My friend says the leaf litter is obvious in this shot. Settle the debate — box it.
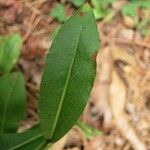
[0,0,149,149]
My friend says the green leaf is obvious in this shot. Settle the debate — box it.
[67,0,85,7]
[0,33,22,72]
[77,120,102,140]
[0,125,45,150]
[92,0,115,19]
[38,4,100,141]
[93,7,108,20]
[122,2,139,17]
[92,0,115,7]
[122,1,150,18]
[0,72,26,134]
[50,3,67,23]
[122,1,150,36]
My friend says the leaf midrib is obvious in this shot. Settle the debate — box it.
[49,21,83,139]
[0,74,18,134]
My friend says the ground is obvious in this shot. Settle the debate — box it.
[0,0,149,150]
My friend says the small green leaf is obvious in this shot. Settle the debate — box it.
[0,125,45,150]
[122,2,139,17]
[77,120,102,140]
[38,4,100,141]
[93,7,108,20]
[50,3,67,23]
[92,0,115,20]
[122,1,150,36]
[0,72,26,134]
[122,1,150,18]
[67,0,85,7]
[0,33,22,72]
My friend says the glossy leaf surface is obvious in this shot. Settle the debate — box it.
[0,72,26,134]
[38,4,100,141]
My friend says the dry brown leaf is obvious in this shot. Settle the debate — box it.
[89,47,113,130]
[110,46,147,150]
[0,0,22,24]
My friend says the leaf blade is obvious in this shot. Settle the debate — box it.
[38,4,100,141]
[0,72,26,134]
[0,125,45,150]
[50,3,67,23]
[77,120,102,140]
[0,33,22,72]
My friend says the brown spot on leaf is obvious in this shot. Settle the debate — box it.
[79,11,85,16]
[92,52,98,62]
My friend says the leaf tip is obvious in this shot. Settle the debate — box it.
[81,3,91,13]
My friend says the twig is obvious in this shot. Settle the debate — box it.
[23,14,41,42]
